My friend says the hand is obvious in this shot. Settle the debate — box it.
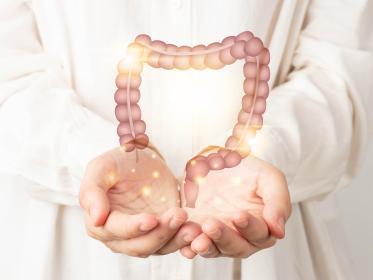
[79,147,199,257]
[180,156,291,258]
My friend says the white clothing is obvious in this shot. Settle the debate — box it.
[0,0,372,279]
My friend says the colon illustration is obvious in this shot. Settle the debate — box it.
[114,31,270,207]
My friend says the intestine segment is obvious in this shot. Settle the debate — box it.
[114,31,270,207]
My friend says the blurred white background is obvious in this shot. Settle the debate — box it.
[336,144,373,279]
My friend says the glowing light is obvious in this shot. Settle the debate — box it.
[107,172,117,185]
[213,163,219,169]
[152,171,160,178]
[195,176,204,184]
[160,196,166,202]
[120,144,135,152]
[118,54,137,73]
[190,160,196,166]
[248,137,257,148]
[151,153,157,159]
[141,186,151,196]
[213,197,223,205]
[124,54,136,66]
[131,168,136,173]
[126,43,143,59]
[232,177,242,186]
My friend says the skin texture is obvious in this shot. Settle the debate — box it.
[79,147,291,258]
[79,147,201,258]
[179,155,291,258]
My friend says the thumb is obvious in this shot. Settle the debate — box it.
[79,186,110,227]
[262,202,288,239]
[79,151,119,226]
[258,168,291,239]
[182,179,199,208]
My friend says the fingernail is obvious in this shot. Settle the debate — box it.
[235,218,249,228]
[169,216,184,229]
[140,220,157,232]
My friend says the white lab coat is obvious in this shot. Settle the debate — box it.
[0,0,372,279]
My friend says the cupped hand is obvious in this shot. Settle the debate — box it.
[180,155,291,259]
[79,147,200,257]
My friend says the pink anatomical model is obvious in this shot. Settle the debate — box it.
[114,31,270,207]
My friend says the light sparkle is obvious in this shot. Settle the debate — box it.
[152,171,160,178]
[141,186,152,196]
[213,197,223,205]
[195,176,204,184]
[106,172,117,185]
[232,177,242,186]
[248,137,257,148]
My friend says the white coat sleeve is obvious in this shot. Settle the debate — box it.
[0,1,117,205]
[251,0,373,203]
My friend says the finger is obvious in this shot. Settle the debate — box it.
[84,212,112,241]
[85,211,157,241]
[182,180,199,207]
[202,218,257,258]
[232,211,269,242]
[257,167,291,238]
[80,186,110,226]
[190,233,220,258]
[79,154,119,226]
[104,211,158,239]
[180,246,197,259]
[156,221,201,255]
[109,207,188,256]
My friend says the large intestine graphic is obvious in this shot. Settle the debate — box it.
[114,31,270,207]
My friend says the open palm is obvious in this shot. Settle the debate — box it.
[106,147,180,215]
[184,156,268,224]
[79,147,192,258]
[180,155,291,258]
